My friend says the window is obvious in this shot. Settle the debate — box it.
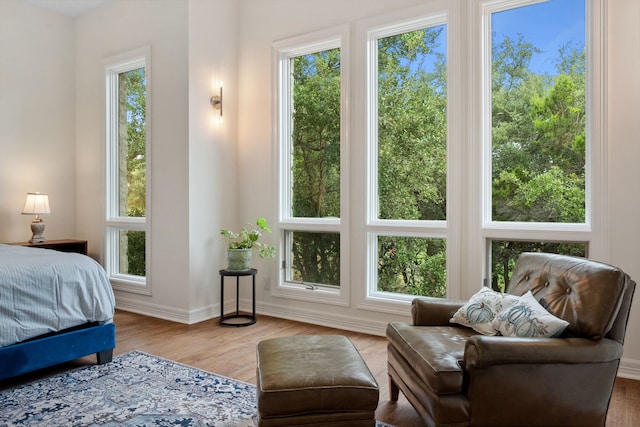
[368,15,448,300]
[274,26,348,304]
[104,48,150,294]
[273,0,605,308]
[480,0,600,291]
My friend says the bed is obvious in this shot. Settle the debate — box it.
[0,243,115,380]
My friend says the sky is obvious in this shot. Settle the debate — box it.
[492,0,586,75]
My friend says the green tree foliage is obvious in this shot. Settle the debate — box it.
[292,50,341,218]
[119,68,146,276]
[290,232,340,286]
[120,68,146,216]
[126,230,146,276]
[492,38,585,223]
[378,28,447,222]
[378,236,446,297]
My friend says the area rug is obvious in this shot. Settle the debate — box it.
[0,350,395,427]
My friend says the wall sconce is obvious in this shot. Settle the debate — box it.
[210,81,223,117]
[22,192,51,243]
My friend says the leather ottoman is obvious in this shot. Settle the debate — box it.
[256,335,379,426]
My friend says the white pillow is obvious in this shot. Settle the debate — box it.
[450,287,519,335]
[492,291,569,338]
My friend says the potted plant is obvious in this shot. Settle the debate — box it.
[220,217,276,270]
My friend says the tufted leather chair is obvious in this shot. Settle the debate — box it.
[386,252,636,427]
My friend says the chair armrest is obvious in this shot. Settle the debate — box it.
[411,297,465,326]
[463,335,624,427]
[464,335,623,370]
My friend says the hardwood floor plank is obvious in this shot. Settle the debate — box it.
[1,309,638,427]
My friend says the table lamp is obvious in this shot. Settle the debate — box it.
[22,192,51,243]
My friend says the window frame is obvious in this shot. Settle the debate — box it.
[272,25,350,306]
[103,46,152,295]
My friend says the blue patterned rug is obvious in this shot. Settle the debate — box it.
[0,350,395,427]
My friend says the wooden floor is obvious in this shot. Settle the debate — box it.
[3,310,640,426]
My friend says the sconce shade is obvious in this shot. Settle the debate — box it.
[22,192,51,215]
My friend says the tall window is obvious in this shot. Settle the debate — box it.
[275,27,348,303]
[483,0,591,291]
[368,16,448,299]
[105,48,150,294]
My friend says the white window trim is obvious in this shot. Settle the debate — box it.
[103,46,152,296]
[272,25,350,307]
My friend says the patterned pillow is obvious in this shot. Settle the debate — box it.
[450,287,520,335]
[492,291,570,338]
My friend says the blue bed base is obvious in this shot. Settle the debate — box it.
[0,322,116,381]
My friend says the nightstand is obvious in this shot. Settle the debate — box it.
[7,239,88,255]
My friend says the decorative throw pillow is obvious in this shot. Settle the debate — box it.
[450,287,520,335]
[492,291,570,338]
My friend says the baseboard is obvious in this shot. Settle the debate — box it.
[256,300,388,337]
[114,294,218,324]
[115,293,388,335]
[618,357,640,380]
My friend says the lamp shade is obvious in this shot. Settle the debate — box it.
[22,193,51,215]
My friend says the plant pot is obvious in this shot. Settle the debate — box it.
[227,248,252,271]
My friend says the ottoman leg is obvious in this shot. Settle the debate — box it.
[389,374,400,401]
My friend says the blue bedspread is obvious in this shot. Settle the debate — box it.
[0,244,115,347]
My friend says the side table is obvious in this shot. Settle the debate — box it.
[219,268,257,327]
[6,239,88,255]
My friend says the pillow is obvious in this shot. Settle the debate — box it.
[450,287,519,335]
[492,291,569,338]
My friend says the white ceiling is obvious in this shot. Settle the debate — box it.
[25,0,114,17]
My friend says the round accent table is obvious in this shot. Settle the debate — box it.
[219,268,257,327]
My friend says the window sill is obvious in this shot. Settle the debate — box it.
[270,282,349,307]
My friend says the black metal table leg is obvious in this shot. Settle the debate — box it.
[219,268,257,327]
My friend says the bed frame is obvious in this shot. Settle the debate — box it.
[0,322,115,381]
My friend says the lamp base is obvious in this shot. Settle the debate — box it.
[30,220,46,243]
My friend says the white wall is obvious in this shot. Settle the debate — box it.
[0,1,77,243]
[75,0,192,318]
[607,0,640,377]
[187,0,241,320]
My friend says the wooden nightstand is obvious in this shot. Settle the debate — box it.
[7,239,88,255]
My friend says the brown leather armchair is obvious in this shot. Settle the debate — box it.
[386,252,636,427]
